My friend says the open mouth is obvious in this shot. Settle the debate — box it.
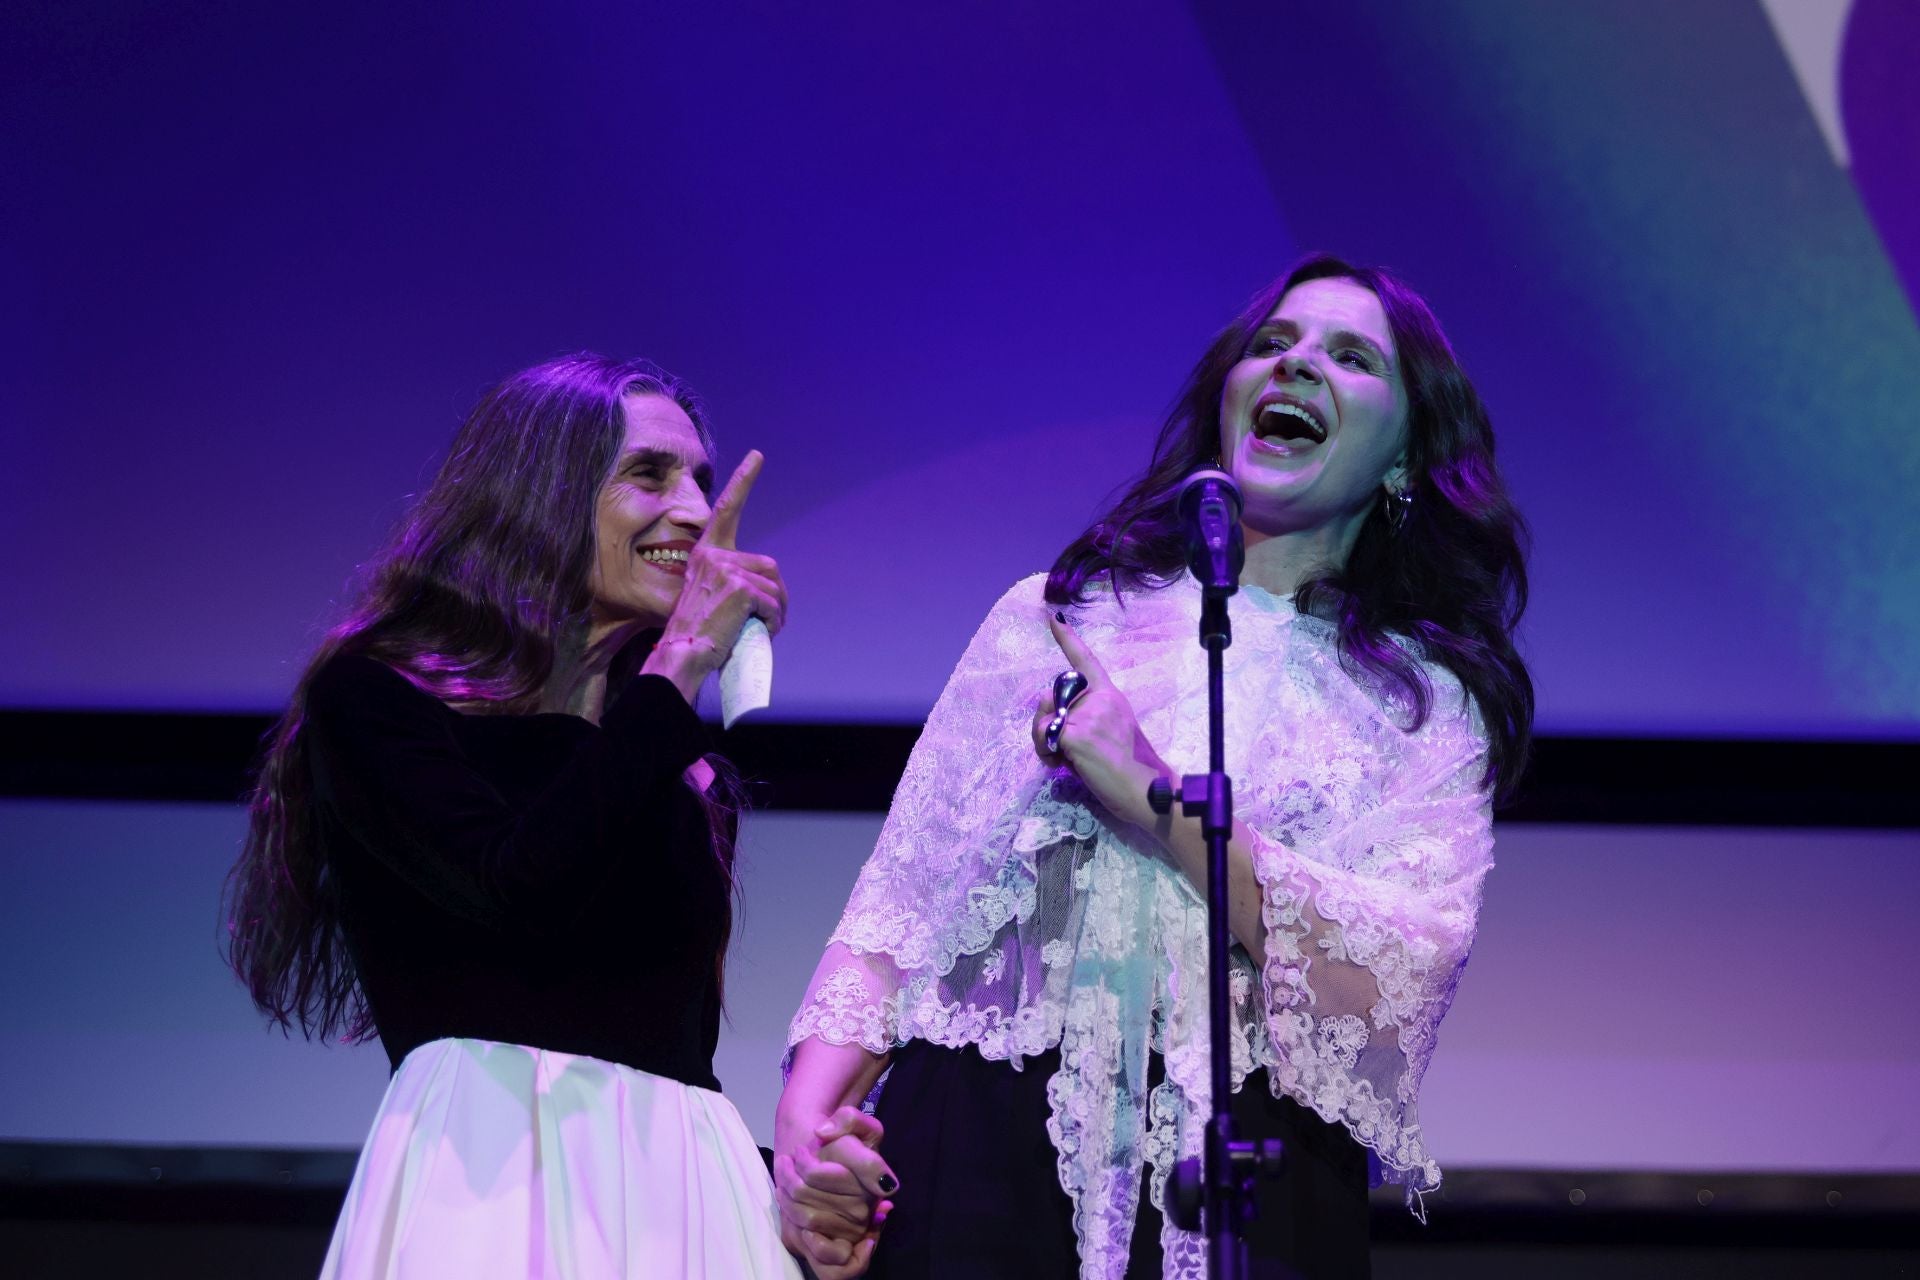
[1252,395,1328,446]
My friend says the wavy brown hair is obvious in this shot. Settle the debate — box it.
[1049,254,1533,799]
[224,354,739,1041]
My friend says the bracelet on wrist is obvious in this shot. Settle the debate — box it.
[653,634,719,659]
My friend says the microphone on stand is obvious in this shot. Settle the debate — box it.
[1158,466,1283,1259]
[1176,468,1244,597]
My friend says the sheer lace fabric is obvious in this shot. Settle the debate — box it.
[787,574,1492,1278]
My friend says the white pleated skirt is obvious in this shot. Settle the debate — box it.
[319,1038,802,1280]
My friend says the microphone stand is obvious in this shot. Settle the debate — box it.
[1148,489,1285,1278]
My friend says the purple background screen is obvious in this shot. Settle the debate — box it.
[4,1,1918,735]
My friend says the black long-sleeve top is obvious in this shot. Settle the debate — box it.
[303,653,729,1089]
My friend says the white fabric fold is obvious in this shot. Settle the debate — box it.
[321,1038,800,1279]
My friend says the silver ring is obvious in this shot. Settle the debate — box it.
[1043,669,1088,755]
[1044,709,1071,755]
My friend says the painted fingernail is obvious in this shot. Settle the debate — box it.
[1055,611,1067,623]
[877,1173,899,1194]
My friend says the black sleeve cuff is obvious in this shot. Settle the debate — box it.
[600,672,711,777]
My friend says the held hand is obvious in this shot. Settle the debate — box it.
[774,1106,894,1277]
[1032,615,1170,831]
[641,450,788,695]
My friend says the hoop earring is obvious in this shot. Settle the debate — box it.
[1384,483,1413,533]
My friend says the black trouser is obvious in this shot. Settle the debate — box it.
[867,1042,1371,1279]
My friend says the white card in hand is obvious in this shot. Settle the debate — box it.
[718,616,772,729]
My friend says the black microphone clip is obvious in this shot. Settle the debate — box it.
[1176,468,1244,598]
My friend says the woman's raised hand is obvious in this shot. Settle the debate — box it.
[641,450,787,700]
[1031,614,1172,832]
[774,1106,893,1278]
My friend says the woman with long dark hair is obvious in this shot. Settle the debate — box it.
[776,255,1532,1279]
[225,354,811,1278]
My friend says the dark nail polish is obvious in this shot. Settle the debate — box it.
[877,1173,898,1195]
[1054,611,1067,623]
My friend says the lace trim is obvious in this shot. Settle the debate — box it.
[786,965,896,1054]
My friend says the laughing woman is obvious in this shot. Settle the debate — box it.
[224,355,805,1278]
[776,256,1532,1279]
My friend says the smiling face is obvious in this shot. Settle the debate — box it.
[587,393,714,633]
[1219,277,1411,541]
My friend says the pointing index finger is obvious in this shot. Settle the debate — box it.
[702,449,763,551]
[1048,614,1110,687]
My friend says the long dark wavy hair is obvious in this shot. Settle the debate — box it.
[1049,254,1533,799]
[224,354,741,1042]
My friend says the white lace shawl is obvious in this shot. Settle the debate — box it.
[787,573,1493,1279]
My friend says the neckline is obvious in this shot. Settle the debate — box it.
[1233,578,1296,614]
[1179,572,1297,616]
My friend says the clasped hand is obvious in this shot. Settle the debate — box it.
[774,1106,894,1277]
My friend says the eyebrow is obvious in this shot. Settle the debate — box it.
[1259,319,1393,368]
[621,446,715,491]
